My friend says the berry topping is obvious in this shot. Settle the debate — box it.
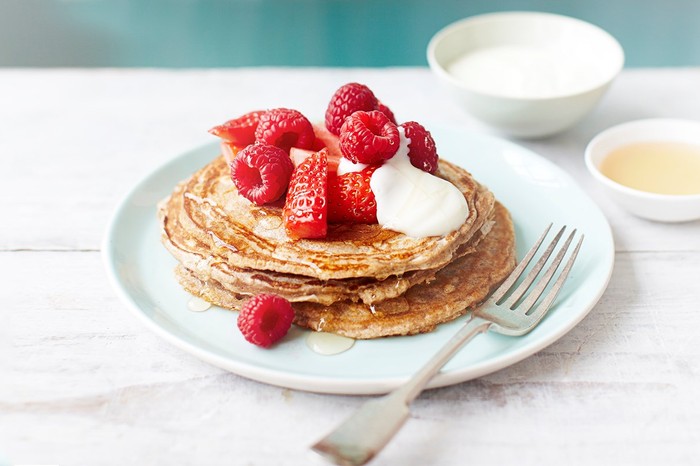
[289,147,316,168]
[376,101,397,124]
[339,110,400,164]
[325,83,378,135]
[237,293,295,348]
[220,142,241,165]
[283,148,328,239]
[400,122,439,174]
[229,143,294,205]
[311,123,343,171]
[255,108,315,152]
[328,165,379,224]
[209,110,265,146]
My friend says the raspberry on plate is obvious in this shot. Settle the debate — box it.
[401,121,439,174]
[255,108,315,152]
[237,294,295,348]
[209,110,265,147]
[328,165,379,224]
[283,148,328,239]
[229,143,294,205]
[339,110,400,164]
[325,83,378,135]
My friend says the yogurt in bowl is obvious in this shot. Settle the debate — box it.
[427,12,624,138]
[446,43,610,100]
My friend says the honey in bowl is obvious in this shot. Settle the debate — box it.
[599,142,700,195]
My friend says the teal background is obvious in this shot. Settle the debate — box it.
[1,0,699,67]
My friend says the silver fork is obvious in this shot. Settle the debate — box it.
[311,224,584,466]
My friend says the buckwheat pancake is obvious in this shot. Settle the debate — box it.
[162,209,495,306]
[174,202,515,339]
[160,155,495,281]
[159,176,496,305]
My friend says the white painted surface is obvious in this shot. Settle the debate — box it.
[1,68,699,466]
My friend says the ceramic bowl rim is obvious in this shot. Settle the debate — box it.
[427,11,625,101]
[584,118,700,202]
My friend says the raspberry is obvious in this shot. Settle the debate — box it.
[339,111,400,164]
[401,121,439,174]
[237,294,295,348]
[328,165,379,224]
[325,83,378,135]
[209,110,265,146]
[229,143,294,205]
[255,108,315,152]
[376,101,397,124]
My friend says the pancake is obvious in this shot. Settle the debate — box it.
[174,202,516,339]
[160,155,495,281]
[160,183,496,305]
[158,149,515,339]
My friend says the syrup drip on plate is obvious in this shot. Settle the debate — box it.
[187,296,211,312]
[306,332,355,355]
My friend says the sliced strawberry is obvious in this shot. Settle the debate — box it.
[328,165,379,224]
[290,144,341,173]
[209,110,266,146]
[289,147,316,168]
[311,124,343,172]
[283,148,328,239]
[221,141,241,165]
[312,124,343,159]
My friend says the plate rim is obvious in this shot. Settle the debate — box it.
[102,128,615,395]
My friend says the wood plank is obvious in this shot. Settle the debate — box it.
[1,248,699,464]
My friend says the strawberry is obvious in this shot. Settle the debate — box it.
[289,147,316,168]
[312,123,343,161]
[220,141,241,165]
[308,124,343,173]
[283,148,328,239]
[209,110,266,146]
[328,165,379,224]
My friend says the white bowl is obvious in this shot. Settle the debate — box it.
[585,118,700,222]
[427,12,624,138]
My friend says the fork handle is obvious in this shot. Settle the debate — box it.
[395,315,492,403]
[312,315,492,466]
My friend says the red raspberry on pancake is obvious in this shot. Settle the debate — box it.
[229,143,294,205]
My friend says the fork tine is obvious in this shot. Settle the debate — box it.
[518,229,577,314]
[501,225,566,308]
[524,234,584,327]
[490,223,552,303]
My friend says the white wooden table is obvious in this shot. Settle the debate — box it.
[2,68,699,466]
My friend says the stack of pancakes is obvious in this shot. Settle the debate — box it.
[158,155,516,339]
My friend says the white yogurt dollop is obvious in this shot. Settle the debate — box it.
[370,128,469,238]
[337,157,368,176]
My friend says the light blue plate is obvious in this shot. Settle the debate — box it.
[102,126,614,395]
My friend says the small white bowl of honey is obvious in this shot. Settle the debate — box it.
[585,118,700,222]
